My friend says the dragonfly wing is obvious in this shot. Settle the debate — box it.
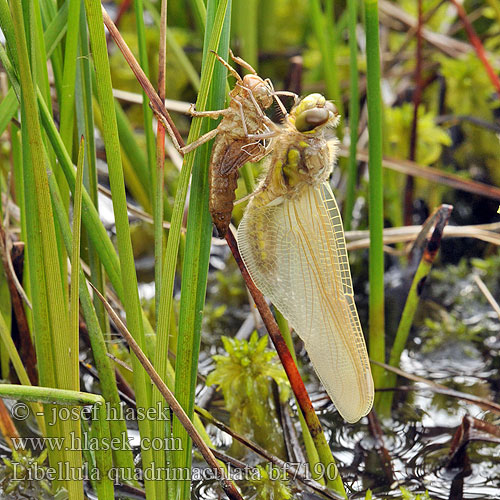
[237,182,374,423]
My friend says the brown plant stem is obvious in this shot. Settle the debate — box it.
[404,0,424,226]
[338,146,500,201]
[100,5,185,150]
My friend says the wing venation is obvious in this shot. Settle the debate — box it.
[237,182,374,422]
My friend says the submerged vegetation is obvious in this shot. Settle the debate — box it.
[0,0,499,499]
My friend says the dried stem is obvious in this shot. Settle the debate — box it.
[404,0,424,226]
[100,5,185,150]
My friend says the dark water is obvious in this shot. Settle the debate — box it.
[189,348,500,499]
[186,248,500,500]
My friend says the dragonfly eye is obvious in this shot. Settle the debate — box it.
[295,107,330,132]
[325,101,337,114]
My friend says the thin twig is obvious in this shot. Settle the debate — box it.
[89,283,244,500]
[472,274,500,320]
[371,360,500,415]
[100,5,185,151]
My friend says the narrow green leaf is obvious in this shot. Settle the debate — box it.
[84,1,155,496]
[170,2,231,498]
[70,137,85,389]
[364,0,385,392]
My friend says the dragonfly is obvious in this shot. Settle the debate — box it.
[180,51,295,238]
[237,93,374,423]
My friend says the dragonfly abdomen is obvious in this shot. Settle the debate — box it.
[209,138,265,237]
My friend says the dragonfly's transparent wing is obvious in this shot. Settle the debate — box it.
[237,182,374,423]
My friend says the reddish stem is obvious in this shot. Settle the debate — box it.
[404,0,424,226]
[449,0,500,98]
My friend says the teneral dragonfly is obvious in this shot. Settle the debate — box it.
[237,94,374,423]
[183,51,294,238]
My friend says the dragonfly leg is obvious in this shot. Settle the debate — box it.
[272,90,299,118]
[187,103,230,119]
[234,99,250,137]
[233,90,273,140]
[151,104,220,155]
[245,129,280,140]
[229,49,257,75]
[151,105,185,154]
[181,128,219,154]
[273,90,299,104]
[247,85,268,120]
[210,50,243,82]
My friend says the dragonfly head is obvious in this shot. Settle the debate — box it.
[290,93,340,133]
[242,74,274,109]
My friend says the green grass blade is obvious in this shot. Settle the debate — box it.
[31,0,68,302]
[76,4,108,334]
[9,2,82,496]
[152,1,229,498]
[364,0,385,392]
[58,0,81,159]
[0,0,19,70]
[70,137,85,389]
[83,1,155,496]
[132,0,155,198]
[49,168,137,481]
[234,0,258,68]
[39,0,63,99]
[173,0,231,492]
[36,89,122,297]
[113,99,150,201]
[43,0,68,58]
[0,88,19,136]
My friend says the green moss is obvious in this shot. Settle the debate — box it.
[206,332,290,458]
[247,464,292,500]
